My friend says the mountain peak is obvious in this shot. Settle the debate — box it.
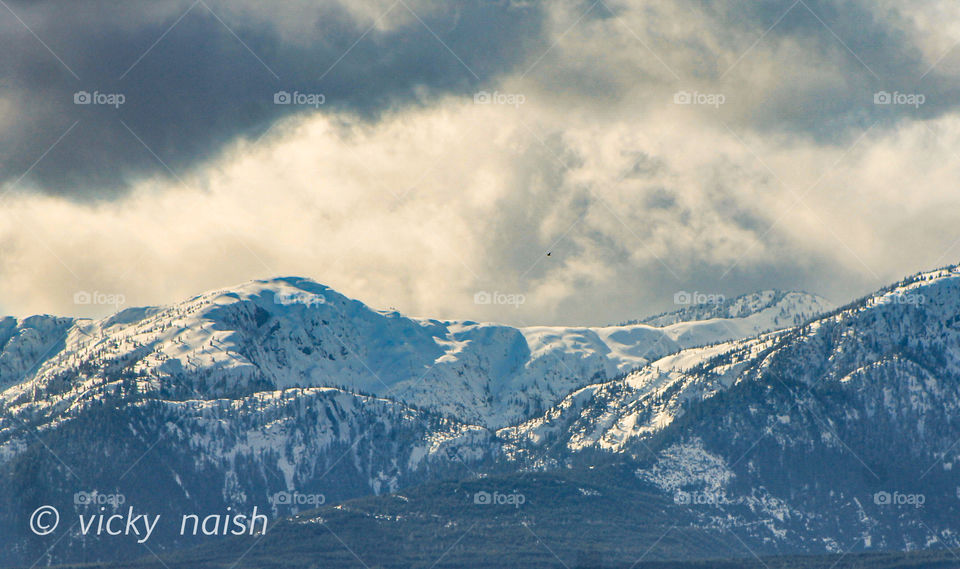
[171,276,350,317]
[202,275,334,298]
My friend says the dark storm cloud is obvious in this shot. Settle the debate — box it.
[704,0,960,137]
[4,0,956,198]
[536,0,960,141]
[0,0,545,197]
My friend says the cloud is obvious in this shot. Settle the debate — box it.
[2,0,960,325]
[2,92,960,325]
[526,0,960,138]
[0,0,545,196]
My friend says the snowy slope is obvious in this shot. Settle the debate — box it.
[0,315,74,389]
[499,334,773,451]
[507,266,960,453]
[501,265,960,552]
[627,289,833,330]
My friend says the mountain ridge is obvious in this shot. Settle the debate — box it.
[0,276,832,429]
[8,268,960,566]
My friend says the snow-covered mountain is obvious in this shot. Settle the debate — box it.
[95,264,960,568]
[0,278,829,430]
[507,268,958,455]
[10,266,960,564]
[22,264,960,563]
[501,266,960,552]
[0,277,832,565]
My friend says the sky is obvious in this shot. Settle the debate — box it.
[2,0,960,325]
